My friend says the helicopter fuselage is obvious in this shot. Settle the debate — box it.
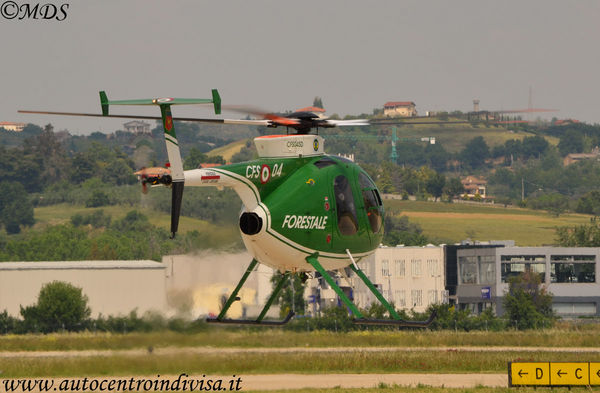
[184,134,384,272]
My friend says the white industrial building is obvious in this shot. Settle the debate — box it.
[453,246,600,317]
[306,245,447,315]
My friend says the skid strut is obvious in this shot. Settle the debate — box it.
[306,253,436,327]
[206,259,295,326]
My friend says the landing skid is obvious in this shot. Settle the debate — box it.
[206,311,295,326]
[208,255,436,328]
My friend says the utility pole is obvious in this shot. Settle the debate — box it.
[521,177,525,201]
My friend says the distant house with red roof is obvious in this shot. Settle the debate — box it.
[383,101,417,117]
[461,176,488,199]
[0,122,25,132]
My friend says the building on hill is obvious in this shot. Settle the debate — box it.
[461,176,488,199]
[563,147,600,166]
[383,101,417,117]
[123,120,151,135]
[0,122,25,132]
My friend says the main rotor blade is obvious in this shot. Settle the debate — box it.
[369,120,471,125]
[18,110,270,125]
[326,119,370,126]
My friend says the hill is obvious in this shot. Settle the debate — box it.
[207,139,249,162]
[384,200,591,246]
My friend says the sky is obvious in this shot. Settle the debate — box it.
[1,0,599,134]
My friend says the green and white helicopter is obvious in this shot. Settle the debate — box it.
[20,91,436,327]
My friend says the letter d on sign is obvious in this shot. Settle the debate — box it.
[536,368,544,379]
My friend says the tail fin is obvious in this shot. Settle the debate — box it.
[97,89,221,237]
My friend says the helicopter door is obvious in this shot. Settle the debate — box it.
[358,172,383,235]
[332,174,359,237]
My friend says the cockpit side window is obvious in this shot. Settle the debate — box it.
[359,172,383,233]
[333,175,358,236]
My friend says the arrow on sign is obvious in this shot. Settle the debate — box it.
[597,369,600,378]
[518,370,528,378]
[557,369,567,378]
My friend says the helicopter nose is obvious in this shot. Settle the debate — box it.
[239,212,263,236]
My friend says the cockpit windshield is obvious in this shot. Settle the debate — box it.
[333,175,358,236]
[359,172,383,233]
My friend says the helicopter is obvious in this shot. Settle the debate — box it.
[19,90,436,327]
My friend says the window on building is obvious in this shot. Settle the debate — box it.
[428,290,437,304]
[500,255,546,283]
[478,255,496,284]
[382,289,391,302]
[395,259,405,277]
[411,259,422,277]
[395,290,406,307]
[459,256,477,284]
[550,255,596,283]
[411,290,422,307]
[553,302,597,315]
[427,259,438,276]
[381,259,390,277]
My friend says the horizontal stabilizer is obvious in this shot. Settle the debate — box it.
[96,90,221,116]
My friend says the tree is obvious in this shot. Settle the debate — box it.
[183,147,208,170]
[273,273,305,318]
[85,190,111,207]
[425,173,446,201]
[556,218,600,247]
[444,177,465,200]
[460,136,490,169]
[312,96,324,109]
[0,181,35,234]
[576,191,600,215]
[20,281,91,333]
[383,214,428,246]
[503,271,554,330]
[558,129,584,156]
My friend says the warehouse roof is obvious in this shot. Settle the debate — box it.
[0,260,165,271]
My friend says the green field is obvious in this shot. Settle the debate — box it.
[34,200,594,248]
[34,204,239,244]
[207,139,248,161]
[0,329,599,378]
[392,124,559,154]
[384,200,592,246]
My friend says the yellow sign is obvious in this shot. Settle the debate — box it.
[510,362,550,386]
[510,362,600,387]
[550,362,589,385]
[588,362,600,386]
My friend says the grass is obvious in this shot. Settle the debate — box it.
[0,349,598,377]
[207,139,248,161]
[384,200,592,245]
[1,328,600,352]
[392,124,559,154]
[256,389,587,393]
